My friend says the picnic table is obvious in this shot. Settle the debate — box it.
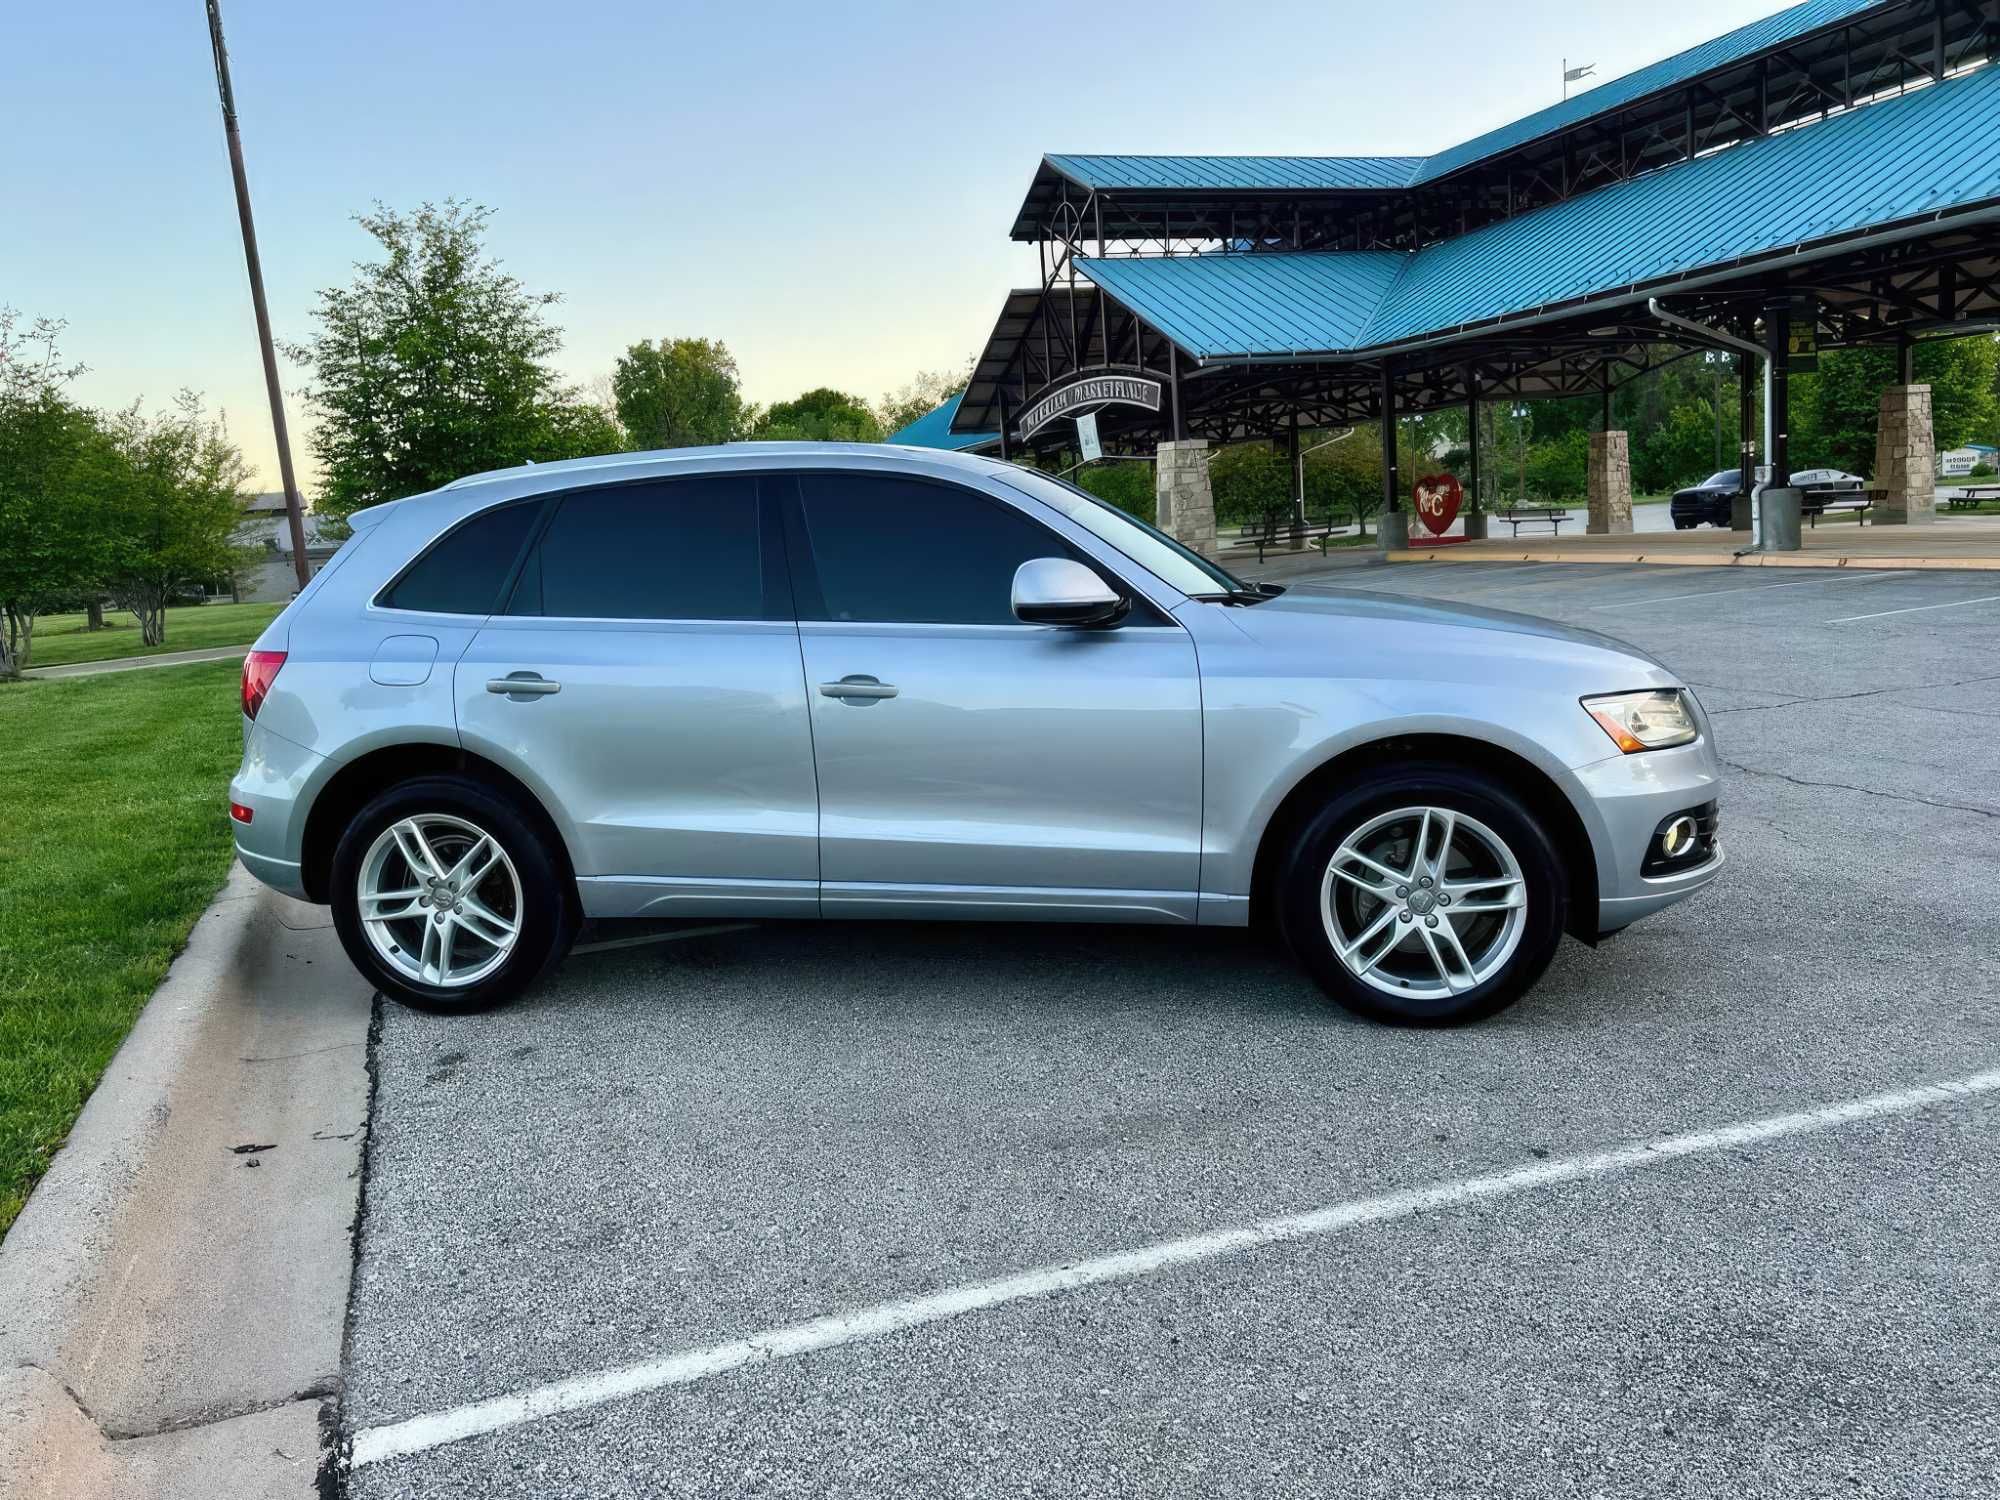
[1943,483,2000,510]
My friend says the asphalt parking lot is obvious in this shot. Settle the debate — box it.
[339,561,2000,1499]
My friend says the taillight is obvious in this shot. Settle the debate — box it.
[241,650,286,719]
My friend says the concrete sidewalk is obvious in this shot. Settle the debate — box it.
[24,645,251,680]
[1385,513,2000,570]
[0,867,372,1499]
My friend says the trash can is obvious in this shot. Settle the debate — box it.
[1760,487,1803,551]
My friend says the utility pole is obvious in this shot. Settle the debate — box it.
[205,0,311,591]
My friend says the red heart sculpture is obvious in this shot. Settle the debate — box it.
[1412,473,1464,536]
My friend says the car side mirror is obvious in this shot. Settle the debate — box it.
[1011,557,1128,628]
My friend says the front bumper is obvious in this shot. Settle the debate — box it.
[1571,737,1726,936]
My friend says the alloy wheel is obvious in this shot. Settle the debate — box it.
[357,814,523,989]
[1319,805,1527,1000]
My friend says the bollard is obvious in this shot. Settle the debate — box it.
[1760,487,1803,551]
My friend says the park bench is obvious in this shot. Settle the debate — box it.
[1801,488,1873,527]
[1494,506,1568,536]
[1943,483,2000,510]
[1238,504,1354,562]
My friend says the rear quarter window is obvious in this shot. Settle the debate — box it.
[378,500,544,615]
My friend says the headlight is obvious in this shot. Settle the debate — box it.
[1583,689,1699,753]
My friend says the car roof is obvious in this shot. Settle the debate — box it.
[348,443,1018,530]
[438,443,1005,492]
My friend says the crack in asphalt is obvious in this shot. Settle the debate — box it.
[1697,671,2000,716]
[1721,758,2000,821]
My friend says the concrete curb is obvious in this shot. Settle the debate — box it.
[0,865,372,1499]
[1385,548,2000,570]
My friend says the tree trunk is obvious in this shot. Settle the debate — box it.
[87,600,105,631]
[1,607,33,676]
[137,597,166,647]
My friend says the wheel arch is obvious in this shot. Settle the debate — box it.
[300,743,577,904]
[1247,733,1601,944]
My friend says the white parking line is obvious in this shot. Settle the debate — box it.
[1827,592,2000,624]
[347,1065,2000,1470]
[1591,570,1913,610]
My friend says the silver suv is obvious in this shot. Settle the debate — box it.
[230,446,1723,1026]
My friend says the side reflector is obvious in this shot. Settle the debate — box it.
[241,649,287,720]
[230,801,255,824]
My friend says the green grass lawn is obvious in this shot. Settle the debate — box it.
[24,600,283,670]
[0,661,244,1235]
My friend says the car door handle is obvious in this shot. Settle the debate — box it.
[487,672,561,698]
[819,675,897,702]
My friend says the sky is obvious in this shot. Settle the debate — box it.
[5,0,1805,490]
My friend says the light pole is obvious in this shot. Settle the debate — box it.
[204,0,311,591]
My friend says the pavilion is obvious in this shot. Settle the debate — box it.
[891,0,2000,553]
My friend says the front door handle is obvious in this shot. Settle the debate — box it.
[487,671,561,699]
[819,674,898,703]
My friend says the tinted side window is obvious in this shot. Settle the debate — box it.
[795,474,1080,625]
[508,477,765,620]
[380,500,542,615]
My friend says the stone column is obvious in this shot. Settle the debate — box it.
[1587,430,1633,535]
[1154,440,1217,555]
[1873,384,1935,525]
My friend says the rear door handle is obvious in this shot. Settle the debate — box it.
[487,672,561,699]
[819,674,897,703]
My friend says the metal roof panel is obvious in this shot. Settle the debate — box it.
[888,390,998,451]
[1072,64,2000,360]
[1409,0,1896,184]
[1045,154,1426,193]
[1075,251,1408,358]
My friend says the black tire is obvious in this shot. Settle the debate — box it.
[330,774,579,1012]
[1673,518,1694,530]
[1274,764,1568,1027]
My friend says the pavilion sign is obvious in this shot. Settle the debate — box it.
[1016,374,1162,439]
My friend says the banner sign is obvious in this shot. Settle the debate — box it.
[1017,374,1162,439]
[1786,293,1819,372]
[1413,473,1464,535]
[1076,412,1102,462]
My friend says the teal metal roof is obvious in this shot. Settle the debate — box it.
[1070,252,1407,359]
[888,390,997,451]
[1075,62,2000,359]
[1045,154,1424,194]
[1410,0,1892,185]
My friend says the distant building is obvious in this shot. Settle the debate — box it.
[1939,443,1998,479]
[234,493,340,602]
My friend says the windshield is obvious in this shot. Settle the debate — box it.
[1703,470,1741,488]
[996,468,1248,597]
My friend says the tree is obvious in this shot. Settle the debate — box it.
[1525,428,1590,500]
[100,394,254,647]
[1073,459,1156,523]
[0,311,115,677]
[1637,396,1722,495]
[877,361,974,437]
[752,387,883,443]
[1789,335,1999,475]
[287,201,616,532]
[612,337,746,449]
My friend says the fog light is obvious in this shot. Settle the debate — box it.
[1660,815,1697,859]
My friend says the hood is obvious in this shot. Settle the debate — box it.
[1219,587,1675,677]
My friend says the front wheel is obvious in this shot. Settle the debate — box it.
[330,775,578,1011]
[1275,766,1568,1026]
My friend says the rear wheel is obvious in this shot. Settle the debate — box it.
[330,775,578,1011]
[1276,765,1568,1026]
